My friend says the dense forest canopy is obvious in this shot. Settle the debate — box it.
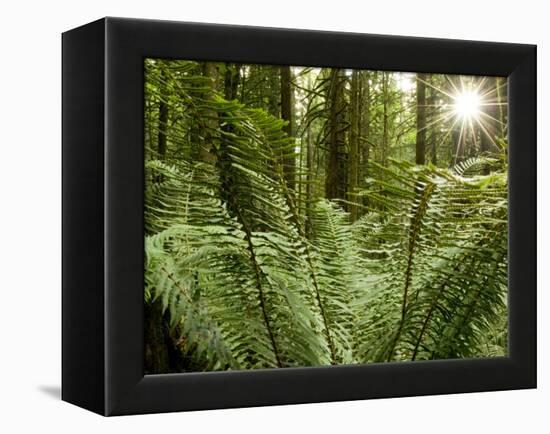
[144,58,508,374]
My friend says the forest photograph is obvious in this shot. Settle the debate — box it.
[144,58,508,374]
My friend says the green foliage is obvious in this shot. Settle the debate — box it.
[354,160,507,361]
[144,59,508,372]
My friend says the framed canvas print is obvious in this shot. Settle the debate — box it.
[62,17,536,416]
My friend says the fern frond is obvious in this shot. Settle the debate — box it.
[354,162,507,362]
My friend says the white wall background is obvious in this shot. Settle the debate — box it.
[0,0,546,431]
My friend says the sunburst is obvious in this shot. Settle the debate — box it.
[416,75,507,163]
[452,89,482,119]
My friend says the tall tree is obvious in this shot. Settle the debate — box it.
[303,73,315,236]
[325,69,347,202]
[478,77,500,174]
[305,116,314,235]
[361,72,371,184]
[496,76,507,139]
[381,72,390,166]
[157,66,169,158]
[198,62,219,164]
[480,76,500,154]
[280,66,295,190]
[268,67,280,117]
[348,70,360,221]
[427,76,438,165]
[416,73,427,165]
[224,63,241,101]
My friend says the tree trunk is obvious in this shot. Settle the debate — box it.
[416,73,427,165]
[305,118,314,236]
[325,69,347,202]
[427,76,437,165]
[496,76,507,139]
[268,67,280,117]
[349,70,360,221]
[224,63,241,101]
[157,67,168,158]
[479,77,500,174]
[198,62,219,164]
[280,66,295,191]
[452,126,463,165]
[480,76,499,154]
[240,65,246,102]
[381,73,389,166]
[361,72,371,208]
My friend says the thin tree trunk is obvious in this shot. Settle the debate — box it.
[325,69,347,202]
[496,76,507,139]
[268,67,280,117]
[480,76,496,155]
[427,76,437,165]
[349,70,360,221]
[224,63,241,101]
[157,67,168,158]
[416,73,427,165]
[361,72,371,208]
[305,118,313,237]
[240,65,246,102]
[479,77,499,174]
[452,121,466,165]
[446,74,464,165]
[280,66,295,191]
[382,73,389,166]
[199,62,219,164]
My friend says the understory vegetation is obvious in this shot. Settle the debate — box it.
[144,59,508,373]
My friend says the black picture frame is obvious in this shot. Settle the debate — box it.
[62,17,536,416]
